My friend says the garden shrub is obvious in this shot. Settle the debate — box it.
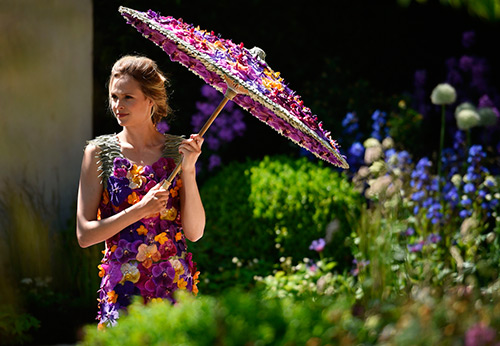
[82,284,500,345]
[189,155,362,292]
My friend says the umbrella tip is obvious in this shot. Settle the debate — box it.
[249,47,266,62]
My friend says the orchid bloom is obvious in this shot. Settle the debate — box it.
[136,244,161,268]
[120,262,140,284]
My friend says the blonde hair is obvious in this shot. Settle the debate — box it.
[109,55,172,124]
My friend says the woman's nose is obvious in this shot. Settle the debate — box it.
[115,99,125,109]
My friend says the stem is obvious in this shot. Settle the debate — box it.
[437,105,446,194]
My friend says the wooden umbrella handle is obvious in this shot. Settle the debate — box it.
[160,78,246,189]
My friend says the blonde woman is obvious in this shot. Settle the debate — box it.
[76,55,205,328]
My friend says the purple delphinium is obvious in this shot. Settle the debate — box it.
[191,85,246,171]
[347,142,364,169]
[342,112,359,136]
[156,119,170,134]
[371,110,389,141]
[462,31,475,49]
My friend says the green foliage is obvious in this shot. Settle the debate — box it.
[81,289,357,345]
[190,155,362,292]
[0,305,40,346]
[398,0,500,21]
[257,256,360,300]
[81,283,500,345]
[0,183,101,344]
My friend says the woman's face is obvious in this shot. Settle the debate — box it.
[109,74,153,127]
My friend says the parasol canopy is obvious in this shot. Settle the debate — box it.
[118,7,349,182]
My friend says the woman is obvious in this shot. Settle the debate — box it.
[76,55,205,328]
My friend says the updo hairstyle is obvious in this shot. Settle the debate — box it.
[109,55,172,125]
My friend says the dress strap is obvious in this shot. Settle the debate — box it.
[86,134,122,186]
[162,133,184,166]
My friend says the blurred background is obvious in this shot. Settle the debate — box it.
[1,0,499,344]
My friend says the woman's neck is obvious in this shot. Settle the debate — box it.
[119,123,164,149]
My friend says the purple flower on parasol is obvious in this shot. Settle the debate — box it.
[118,7,348,186]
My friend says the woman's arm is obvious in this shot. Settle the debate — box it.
[179,135,206,242]
[76,144,170,248]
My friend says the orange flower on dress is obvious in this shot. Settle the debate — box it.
[127,191,140,205]
[98,264,105,278]
[136,244,161,269]
[154,232,168,245]
[127,164,146,189]
[177,277,187,290]
[169,186,180,198]
[107,290,118,304]
[192,283,199,296]
[136,225,148,235]
[175,232,183,242]
[102,189,110,205]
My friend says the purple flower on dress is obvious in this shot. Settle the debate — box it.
[100,303,119,327]
[114,281,140,308]
[114,239,142,263]
[309,238,326,252]
[152,262,176,287]
[108,176,132,206]
[152,157,176,181]
[101,262,123,292]
[113,158,132,178]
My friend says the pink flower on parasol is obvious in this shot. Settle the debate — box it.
[118,7,348,184]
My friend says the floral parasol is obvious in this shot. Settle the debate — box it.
[118,7,349,173]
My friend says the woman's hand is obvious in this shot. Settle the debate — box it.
[135,182,170,218]
[179,134,204,174]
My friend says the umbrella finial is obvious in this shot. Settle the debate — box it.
[249,47,266,62]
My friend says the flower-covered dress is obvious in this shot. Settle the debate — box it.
[87,134,200,328]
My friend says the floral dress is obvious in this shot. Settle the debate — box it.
[87,134,200,328]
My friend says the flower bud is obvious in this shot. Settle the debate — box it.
[456,109,480,130]
[454,102,476,116]
[368,160,386,175]
[478,107,498,127]
[365,146,383,164]
[431,83,457,105]
[363,137,381,148]
[382,137,395,150]
[451,174,462,188]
